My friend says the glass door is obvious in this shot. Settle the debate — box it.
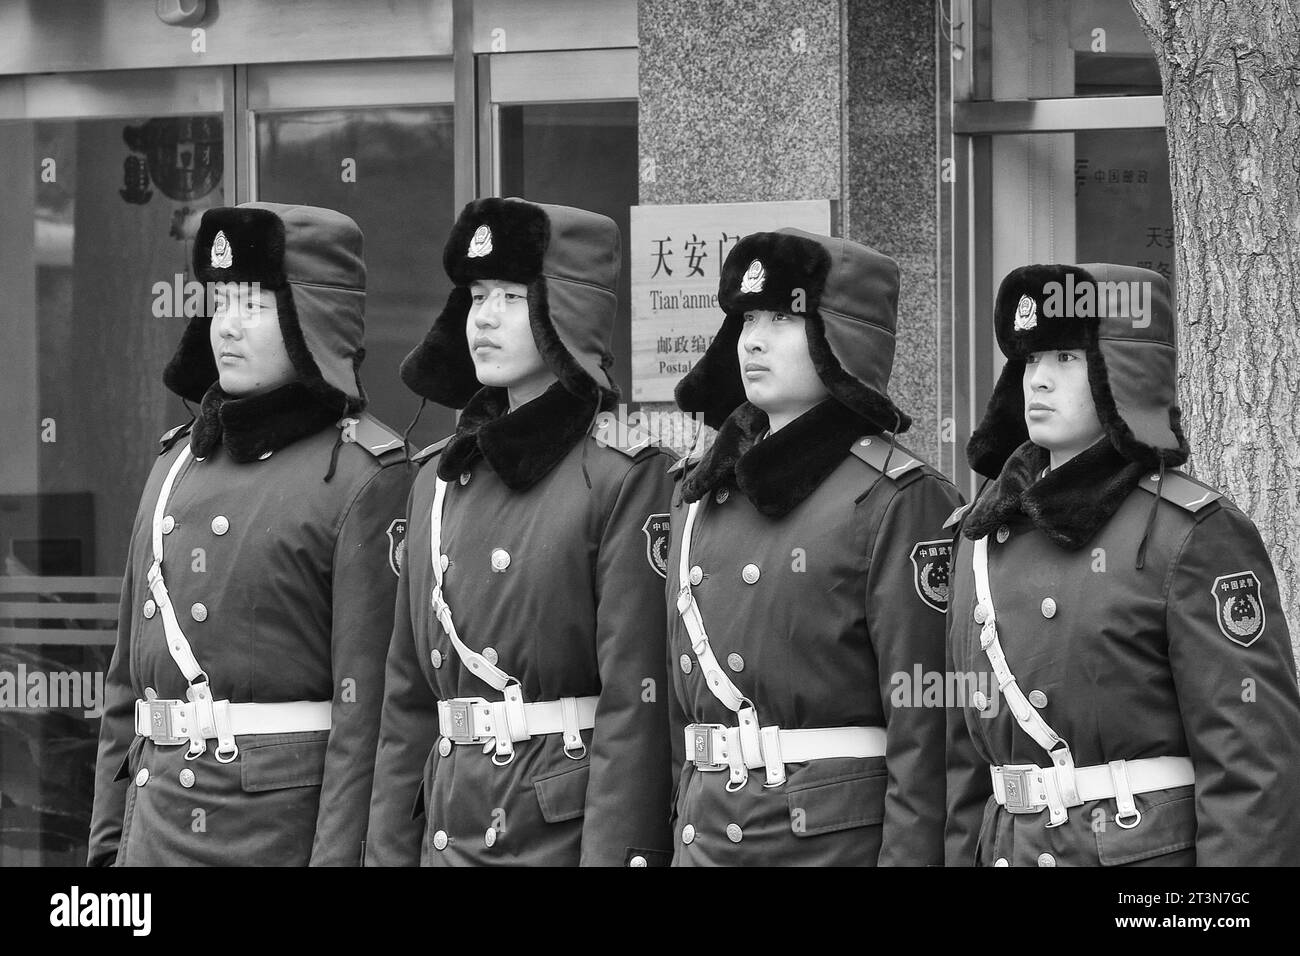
[479,49,639,405]
[245,59,459,448]
[0,67,228,864]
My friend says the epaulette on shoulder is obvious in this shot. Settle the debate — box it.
[943,502,973,530]
[849,435,926,486]
[158,421,193,455]
[1136,469,1223,518]
[412,435,453,465]
[348,414,409,463]
[590,412,658,460]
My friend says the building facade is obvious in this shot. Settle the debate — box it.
[0,0,1174,864]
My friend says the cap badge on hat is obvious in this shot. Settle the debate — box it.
[467,224,493,259]
[1013,294,1037,331]
[210,230,233,269]
[740,259,766,294]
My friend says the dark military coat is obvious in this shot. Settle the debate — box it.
[946,443,1300,866]
[366,389,675,866]
[88,414,412,866]
[666,403,962,866]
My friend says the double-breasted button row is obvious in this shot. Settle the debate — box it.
[430,827,500,850]
[161,514,230,535]
[680,823,743,845]
[687,564,762,586]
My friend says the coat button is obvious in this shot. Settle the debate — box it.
[135,769,149,787]
[972,690,989,711]
[741,564,760,585]
[1028,689,1048,709]
[681,824,696,845]
[459,471,471,486]
[726,653,745,673]
[1040,597,1057,619]
[179,768,195,789]
[482,647,498,665]
[679,654,693,675]
[190,603,208,622]
[438,737,452,757]
[431,648,443,668]
[689,566,703,586]
[726,823,743,843]
[973,603,988,624]
[161,515,175,534]
[439,554,450,572]
[432,830,448,850]
[490,548,510,572]
[629,855,648,867]
[211,515,229,536]
[996,525,1010,544]
[484,827,497,848]
[1037,852,1056,867]
[993,857,1009,867]
[143,599,156,619]
[258,450,273,460]
[715,488,729,505]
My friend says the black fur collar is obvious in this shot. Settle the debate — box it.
[681,400,872,519]
[436,382,599,492]
[190,382,338,462]
[963,438,1146,549]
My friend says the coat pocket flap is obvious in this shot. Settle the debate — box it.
[786,769,888,837]
[533,762,590,824]
[239,731,329,793]
[1096,786,1195,866]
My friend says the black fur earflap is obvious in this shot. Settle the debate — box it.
[673,315,747,430]
[400,286,479,409]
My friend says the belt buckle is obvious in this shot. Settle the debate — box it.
[443,698,483,744]
[136,698,188,746]
[687,723,727,771]
[999,764,1044,814]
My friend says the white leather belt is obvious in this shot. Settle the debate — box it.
[991,755,1193,829]
[438,694,598,763]
[685,722,887,789]
[135,698,331,747]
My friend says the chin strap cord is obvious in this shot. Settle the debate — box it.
[1135,458,1165,570]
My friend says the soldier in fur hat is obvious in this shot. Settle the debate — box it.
[88,203,413,866]
[366,198,675,866]
[666,229,962,865]
[945,263,1300,866]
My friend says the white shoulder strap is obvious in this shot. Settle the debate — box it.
[146,445,208,687]
[430,477,516,693]
[675,499,750,713]
[971,535,1079,819]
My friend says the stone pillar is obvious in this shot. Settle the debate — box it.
[637,0,941,467]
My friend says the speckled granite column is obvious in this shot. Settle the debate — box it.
[637,0,940,466]
[844,0,940,468]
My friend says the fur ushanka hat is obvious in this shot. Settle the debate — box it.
[164,202,368,414]
[674,228,911,433]
[400,197,621,409]
[966,262,1188,477]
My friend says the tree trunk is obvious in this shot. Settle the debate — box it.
[1131,0,1300,656]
